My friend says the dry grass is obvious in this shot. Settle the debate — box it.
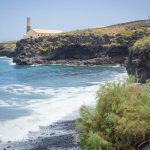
[86,27,133,36]
[66,26,134,37]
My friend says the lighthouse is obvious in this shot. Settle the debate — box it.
[27,17,31,32]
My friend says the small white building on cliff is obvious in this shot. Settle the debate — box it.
[23,17,63,39]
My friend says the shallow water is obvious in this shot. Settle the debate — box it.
[0,57,128,142]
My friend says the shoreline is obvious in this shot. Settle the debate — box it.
[0,56,124,68]
[0,120,80,150]
[0,57,127,150]
[13,56,126,66]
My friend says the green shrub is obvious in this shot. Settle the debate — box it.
[146,28,150,35]
[38,46,47,51]
[76,82,150,150]
[126,75,137,84]
[146,79,150,84]
[110,42,121,47]
[133,36,150,52]
[0,43,16,50]
[119,30,133,37]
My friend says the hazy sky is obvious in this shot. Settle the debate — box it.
[0,0,150,41]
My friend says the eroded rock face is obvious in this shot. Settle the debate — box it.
[0,49,15,57]
[13,34,129,65]
[127,50,150,83]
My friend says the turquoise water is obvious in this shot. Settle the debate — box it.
[0,57,127,141]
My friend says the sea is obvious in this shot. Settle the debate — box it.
[0,57,128,142]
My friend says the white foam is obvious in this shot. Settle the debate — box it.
[0,84,55,96]
[0,57,15,65]
[0,85,98,141]
[8,59,16,66]
[0,56,7,59]
[0,71,128,142]
[111,64,121,68]
[31,64,42,67]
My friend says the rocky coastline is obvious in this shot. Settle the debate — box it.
[0,20,149,82]
[11,20,150,82]
[0,42,16,57]
[13,34,129,66]
[1,20,150,149]
[0,49,15,58]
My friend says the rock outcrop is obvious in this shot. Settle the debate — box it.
[127,49,150,83]
[13,34,131,65]
[126,35,150,83]
[13,20,150,66]
[0,49,15,57]
[0,42,16,57]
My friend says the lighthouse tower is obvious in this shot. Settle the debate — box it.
[27,17,31,32]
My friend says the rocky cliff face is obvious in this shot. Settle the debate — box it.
[127,49,150,83]
[13,33,131,65]
[126,35,150,83]
[0,49,15,57]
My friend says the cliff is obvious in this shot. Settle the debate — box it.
[127,36,150,82]
[13,20,150,69]
[0,42,16,57]
[14,34,129,65]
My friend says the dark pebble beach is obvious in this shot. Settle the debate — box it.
[0,120,80,150]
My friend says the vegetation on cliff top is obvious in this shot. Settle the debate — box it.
[133,35,150,52]
[0,42,16,50]
[65,26,133,37]
[17,23,150,55]
[76,80,150,150]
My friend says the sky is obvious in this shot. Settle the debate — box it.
[0,0,150,41]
